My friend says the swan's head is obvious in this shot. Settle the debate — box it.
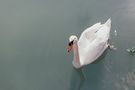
[67,35,78,53]
[69,35,78,42]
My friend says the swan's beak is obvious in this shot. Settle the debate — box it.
[67,45,72,53]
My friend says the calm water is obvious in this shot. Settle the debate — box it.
[0,0,135,90]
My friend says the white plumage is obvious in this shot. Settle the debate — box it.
[69,19,111,68]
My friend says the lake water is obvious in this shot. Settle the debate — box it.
[0,0,135,90]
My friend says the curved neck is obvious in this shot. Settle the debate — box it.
[72,40,81,68]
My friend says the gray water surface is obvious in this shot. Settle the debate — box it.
[0,0,135,90]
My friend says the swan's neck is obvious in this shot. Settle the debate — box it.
[72,40,81,68]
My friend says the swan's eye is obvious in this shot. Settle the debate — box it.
[68,40,74,46]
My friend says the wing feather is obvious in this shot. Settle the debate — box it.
[78,22,102,48]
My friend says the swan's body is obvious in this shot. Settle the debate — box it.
[68,19,111,68]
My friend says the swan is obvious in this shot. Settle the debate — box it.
[67,19,111,69]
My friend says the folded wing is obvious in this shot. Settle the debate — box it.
[78,19,111,66]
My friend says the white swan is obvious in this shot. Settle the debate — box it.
[67,19,111,69]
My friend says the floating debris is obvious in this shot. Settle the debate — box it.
[114,30,117,36]
[126,47,135,54]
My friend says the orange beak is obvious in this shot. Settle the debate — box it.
[67,45,73,53]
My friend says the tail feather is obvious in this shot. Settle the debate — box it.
[104,18,111,28]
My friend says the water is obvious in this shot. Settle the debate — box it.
[0,0,135,90]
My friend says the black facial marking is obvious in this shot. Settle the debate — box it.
[68,40,74,46]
